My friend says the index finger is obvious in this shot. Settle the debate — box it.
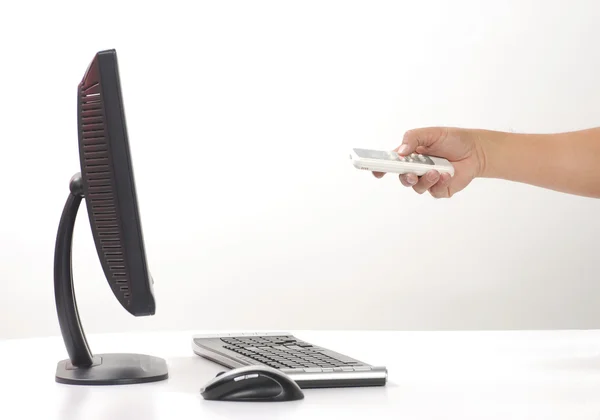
[397,127,449,156]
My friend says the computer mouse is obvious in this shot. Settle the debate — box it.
[200,365,304,402]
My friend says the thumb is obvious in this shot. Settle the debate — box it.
[396,127,448,156]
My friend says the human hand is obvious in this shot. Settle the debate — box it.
[373,127,485,198]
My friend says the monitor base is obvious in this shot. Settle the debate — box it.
[55,353,168,385]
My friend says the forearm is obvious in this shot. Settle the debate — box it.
[478,128,600,198]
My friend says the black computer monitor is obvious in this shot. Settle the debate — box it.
[53,49,168,385]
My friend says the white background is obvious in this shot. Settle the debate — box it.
[1,0,599,339]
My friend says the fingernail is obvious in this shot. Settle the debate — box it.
[398,144,409,155]
[407,174,417,185]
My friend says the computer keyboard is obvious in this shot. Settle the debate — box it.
[191,332,387,388]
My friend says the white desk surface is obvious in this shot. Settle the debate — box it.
[2,329,600,419]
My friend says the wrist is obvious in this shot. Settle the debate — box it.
[471,129,515,179]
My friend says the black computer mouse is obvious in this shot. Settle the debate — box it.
[200,365,304,402]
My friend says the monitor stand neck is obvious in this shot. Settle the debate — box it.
[52,172,168,385]
[54,173,93,367]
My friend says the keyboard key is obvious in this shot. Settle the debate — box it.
[285,345,304,351]
[304,368,323,373]
[321,352,358,364]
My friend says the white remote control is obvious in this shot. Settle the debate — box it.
[349,148,455,177]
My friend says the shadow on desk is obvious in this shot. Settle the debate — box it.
[533,353,600,372]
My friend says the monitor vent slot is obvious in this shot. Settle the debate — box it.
[79,76,130,305]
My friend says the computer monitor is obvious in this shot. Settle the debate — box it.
[53,49,168,385]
